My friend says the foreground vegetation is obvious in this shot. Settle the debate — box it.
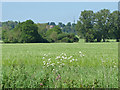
[2,42,118,88]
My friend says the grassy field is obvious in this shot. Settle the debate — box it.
[1,42,118,88]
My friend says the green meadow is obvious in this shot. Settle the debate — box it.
[1,41,118,88]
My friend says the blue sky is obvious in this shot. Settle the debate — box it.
[2,2,118,24]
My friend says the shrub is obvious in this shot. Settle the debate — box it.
[57,33,68,40]
[61,37,73,43]
[73,37,79,42]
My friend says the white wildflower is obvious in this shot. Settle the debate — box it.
[79,51,82,54]
[60,53,64,56]
[44,54,46,56]
[70,60,72,62]
[51,63,55,66]
[48,58,51,61]
[55,56,60,59]
[64,57,67,59]
[72,59,75,61]
[43,61,46,65]
[42,57,45,59]
[62,63,65,65]
[52,69,55,72]
[64,53,66,56]
[43,61,45,63]
[44,54,48,57]
[47,65,49,67]
[68,56,72,59]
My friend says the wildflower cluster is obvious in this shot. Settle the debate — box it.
[42,54,55,67]
[101,58,117,68]
[42,52,85,68]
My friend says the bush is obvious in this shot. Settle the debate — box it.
[57,33,68,40]
[57,33,79,43]
[61,37,73,43]
[73,37,79,42]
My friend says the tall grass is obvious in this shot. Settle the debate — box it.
[2,42,118,88]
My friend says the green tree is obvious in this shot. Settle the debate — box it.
[49,31,58,42]
[95,9,110,42]
[49,22,56,25]
[37,23,48,38]
[71,23,77,34]
[46,25,62,36]
[58,22,63,28]
[76,10,95,42]
[2,21,18,42]
[109,10,120,42]
[19,20,42,43]
[46,25,62,42]
[62,22,72,33]
[2,21,18,31]
[2,20,46,43]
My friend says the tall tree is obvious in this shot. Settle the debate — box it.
[49,22,56,26]
[71,23,76,34]
[37,23,48,38]
[95,9,110,42]
[19,20,42,43]
[46,25,62,42]
[58,22,63,28]
[76,10,95,42]
[62,22,72,33]
[109,10,120,42]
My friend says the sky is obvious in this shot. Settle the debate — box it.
[2,2,118,24]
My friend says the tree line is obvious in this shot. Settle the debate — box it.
[1,20,79,43]
[76,9,120,42]
[1,9,120,43]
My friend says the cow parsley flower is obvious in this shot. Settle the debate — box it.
[48,58,51,61]
[72,59,75,61]
[42,57,45,59]
[68,56,72,59]
[79,51,82,54]
[51,63,55,66]
[70,60,72,62]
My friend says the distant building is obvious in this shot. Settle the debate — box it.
[46,25,55,29]
[49,25,54,29]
